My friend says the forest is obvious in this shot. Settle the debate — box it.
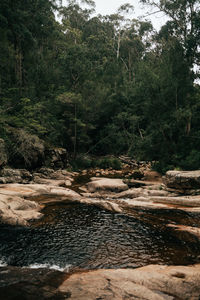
[0,0,200,172]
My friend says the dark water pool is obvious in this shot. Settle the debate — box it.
[0,203,199,270]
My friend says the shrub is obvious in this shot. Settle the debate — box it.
[8,129,45,169]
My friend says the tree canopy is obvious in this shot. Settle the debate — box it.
[0,0,200,171]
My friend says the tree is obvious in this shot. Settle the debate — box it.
[140,0,200,68]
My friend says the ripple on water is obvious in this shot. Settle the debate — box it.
[0,203,199,269]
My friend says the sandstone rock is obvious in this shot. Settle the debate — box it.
[33,177,66,186]
[0,168,32,184]
[64,180,72,187]
[0,184,80,202]
[87,178,128,193]
[150,195,200,207]
[35,167,55,177]
[2,264,200,300]
[144,170,162,182]
[164,170,200,190]
[167,224,200,239]
[0,195,42,226]
[59,264,200,300]
[49,188,81,200]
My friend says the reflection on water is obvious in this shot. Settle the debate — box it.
[0,203,199,270]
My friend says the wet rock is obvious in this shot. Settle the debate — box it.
[59,264,200,300]
[164,170,200,190]
[0,266,66,300]
[2,264,200,299]
[87,177,128,193]
[167,224,200,240]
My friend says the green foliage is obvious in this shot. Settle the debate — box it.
[7,129,45,169]
[70,155,122,171]
[0,0,200,170]
[179,150,200,171]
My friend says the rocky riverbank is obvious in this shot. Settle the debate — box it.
[1,263,200,299]
[1,167,200,299]
[1,167,200,228]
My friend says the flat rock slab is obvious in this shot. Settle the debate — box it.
[87,178,128,193]
[0,184,81,225]
[0,184,80,200]
[164,170,200,190]
[59,264,200,300]
[1,264,200,300]
[0,194,42,226]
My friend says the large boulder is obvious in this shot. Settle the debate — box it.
[44,148,68,169]
[87,177,129,193]
[0,194,42,226]
[1,264,200,300]
[59,264,200,300]
[164,170,200,190]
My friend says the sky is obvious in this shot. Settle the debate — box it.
[94,0,168,30]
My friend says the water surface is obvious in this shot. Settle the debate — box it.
[0,203,199,270]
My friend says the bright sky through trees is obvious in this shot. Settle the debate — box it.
[94,0,168,30]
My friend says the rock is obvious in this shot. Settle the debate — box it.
[59,264,200,300]
[167,224,200,239]
[33,177,66,187]
[87,178,128,193]
[0,194,42,226]
[144,170,162,182]
[0,183,82,225]
[0,183,80,200]
[49,170,73,180]
[114,187,147,199]
[64,180,72,187]
[35,167,55,177]
[0,168,32,184]
[150,195,200,207]
[130,169,144,179]
[164,170,200,190]
[44,147,68,169]
[0,139,7,168]
[49,188,81,200]
[2,264,200,299]
[0,266,66,300]
[35,168,73,180]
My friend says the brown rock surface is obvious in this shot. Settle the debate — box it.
[164,170,200,190]
[0,266,66,300]
[2,264,200,300]
[87,177,128,193]
[0,194,42,225]
[0,183,81,225]
[59,264,200,300]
